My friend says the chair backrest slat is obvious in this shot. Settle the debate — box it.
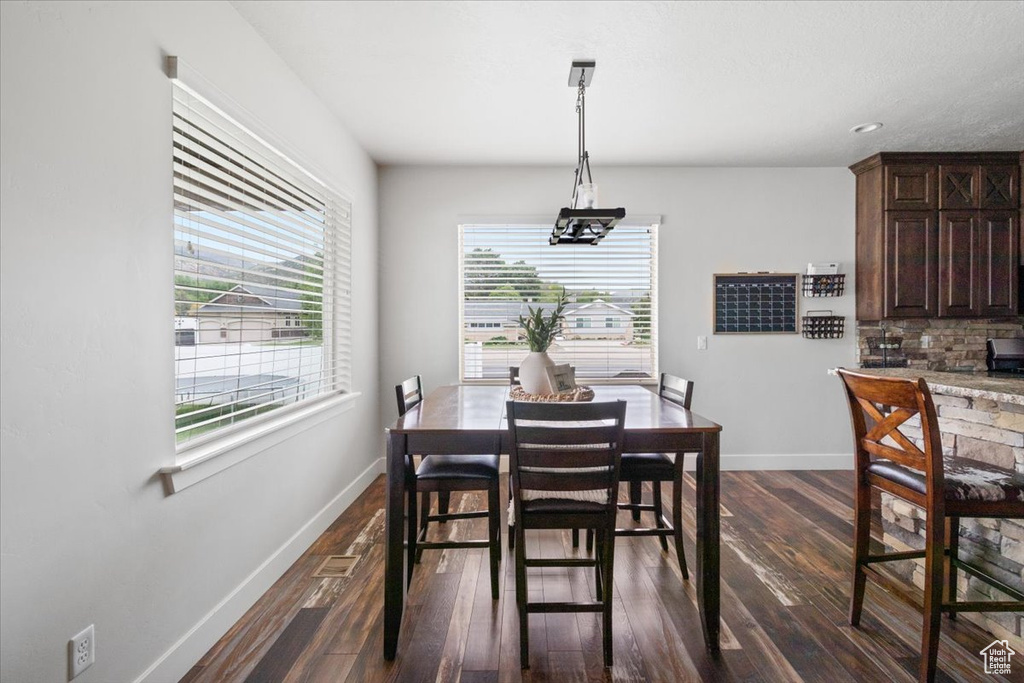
[506,400,626,515]
[837,369,944,495]
[395,375,423,417]
[660,373,694,410]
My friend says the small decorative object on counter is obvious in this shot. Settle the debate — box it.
[802,310,845,339]
[801,273,846,297]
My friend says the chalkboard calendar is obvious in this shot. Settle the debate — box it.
[713,273,799,334]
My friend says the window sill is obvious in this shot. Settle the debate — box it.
[159,392,361,494]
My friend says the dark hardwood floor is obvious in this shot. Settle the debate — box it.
[181,471,1012,683]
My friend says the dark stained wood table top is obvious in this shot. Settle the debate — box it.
[390,384,722,435]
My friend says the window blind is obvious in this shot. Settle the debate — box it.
[460,222,657,382]
[173,83,352,447]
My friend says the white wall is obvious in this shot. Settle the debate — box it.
[0,3,378,682]
[379,166,856,459]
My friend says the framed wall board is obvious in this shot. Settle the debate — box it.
[713,273,799,334]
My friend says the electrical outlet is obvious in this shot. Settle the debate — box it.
[697,335,707,350]
[68,624,95,680]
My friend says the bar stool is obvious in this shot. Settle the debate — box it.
[838,369,1024,683]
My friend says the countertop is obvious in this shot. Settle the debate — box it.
[841,368,1024,406]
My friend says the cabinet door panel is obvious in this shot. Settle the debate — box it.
[885,211,937,318]
[939,165,979,209]
[980,165,1019,209]
[978,211,1019,316]
[937,211,977,317]
[885,165,936,210]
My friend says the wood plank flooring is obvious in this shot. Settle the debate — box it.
[182,471,1014,683]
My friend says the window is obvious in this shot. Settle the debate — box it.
[460,222,658,381]
[173,82,352,448]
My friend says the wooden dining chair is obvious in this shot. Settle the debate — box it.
[581,373,693,579]
[506,399,626,668]
[837,369,1024,683]
[396,375,501,599]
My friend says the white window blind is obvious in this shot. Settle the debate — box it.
[460,222,658,382]
[173,83,352,448]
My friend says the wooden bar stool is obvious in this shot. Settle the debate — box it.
[506,399,627,668]
[838,369,1024,683]
[396,375,501,599]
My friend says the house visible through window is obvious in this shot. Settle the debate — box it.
[460,222,658,381]
[173,81,352,447]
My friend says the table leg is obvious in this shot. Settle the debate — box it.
[383,430,408,660]
[695,432,721,654]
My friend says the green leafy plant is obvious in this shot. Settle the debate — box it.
[517,291,568,352]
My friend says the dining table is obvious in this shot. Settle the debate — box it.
[382,383,723,659]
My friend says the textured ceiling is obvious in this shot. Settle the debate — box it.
[231,0,1024,166]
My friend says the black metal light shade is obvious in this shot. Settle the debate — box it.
[550,207,626,245]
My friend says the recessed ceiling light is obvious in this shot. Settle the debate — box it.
[850,122,884,134]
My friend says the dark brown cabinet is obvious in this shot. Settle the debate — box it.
[978,211,1018,316]
[937,211,976,317]
[852,152,1021,320]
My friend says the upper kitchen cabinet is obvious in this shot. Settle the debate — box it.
[851,152,1021,321]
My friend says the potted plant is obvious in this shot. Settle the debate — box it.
[517,292,568,394]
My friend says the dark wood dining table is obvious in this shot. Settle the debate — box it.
[382,384,723,659]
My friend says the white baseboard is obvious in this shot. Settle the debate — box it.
[498,453,851,472]
[135,456,385,683]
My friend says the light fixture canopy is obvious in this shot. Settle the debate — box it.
[551,61,626,246]
[850,122,884,134]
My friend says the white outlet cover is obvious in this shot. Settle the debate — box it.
[697,336,708,350]
[69,624,95,679]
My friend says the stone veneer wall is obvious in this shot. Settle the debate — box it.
[857,318,1024,370]
[880,395,1024,645]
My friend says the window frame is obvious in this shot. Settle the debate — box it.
[161,57,360,493]
[457,216,660,385]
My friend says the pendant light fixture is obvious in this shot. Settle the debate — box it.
[550,60,626,246]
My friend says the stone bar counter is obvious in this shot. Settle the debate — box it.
[853,368,1024,644]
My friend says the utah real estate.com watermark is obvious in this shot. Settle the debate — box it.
[980,639,1016,675]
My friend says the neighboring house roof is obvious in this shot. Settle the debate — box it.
[564,299,634,317]
[981,640,1016,655]
[198,285,303,313]
[463,298,636,322]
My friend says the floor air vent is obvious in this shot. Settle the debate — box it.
[313,555,359,578]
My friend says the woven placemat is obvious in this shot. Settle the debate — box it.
[509,385,595,402]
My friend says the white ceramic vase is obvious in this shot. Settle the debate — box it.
[519,351,555,395]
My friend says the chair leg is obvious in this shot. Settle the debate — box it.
[920,510,946,683]
[629,481,642,521]
[944,516,959,621]
[407,489,418,588]
[572,529,579,547]
[601,524,616,667]
[516,521,529,669]
[438,491,451,522]
[849,471,871,627]
[488,482,501,600]
[672,460,689,580]
[652,482,669,552]
[586,529,594,553]
[417,491,430,563]
[594,530,604,601]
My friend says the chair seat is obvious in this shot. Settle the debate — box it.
[417,454,500,480]
[868,457,1024,503]
[620,452,674,480]
[521,498,609,515]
